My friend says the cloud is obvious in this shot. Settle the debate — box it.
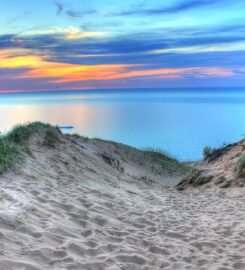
[54,1,95,19]
[2,27,107,42]
[150,42,245,54]
[64,28,107,40]
[115,0,226,16]
[1,22,245,74]
[66,10,83,18]
[55,1,64,15]
[0,48,236,87]
[0,21,244,87]
[4,11,30,26]
[0,49,132,82]
[66,9,96,19]
[1,20,245,55]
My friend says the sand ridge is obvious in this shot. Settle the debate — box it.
[0,132,244,269]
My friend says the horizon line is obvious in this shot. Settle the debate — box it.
[1,86,245,95]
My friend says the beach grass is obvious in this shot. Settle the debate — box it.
[143,147,189,173]
[0,122,59,174]
[0,122,187,175]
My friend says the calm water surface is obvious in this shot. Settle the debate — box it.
[1,88,245,161]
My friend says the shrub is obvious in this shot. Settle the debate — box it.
[203,146,216,159]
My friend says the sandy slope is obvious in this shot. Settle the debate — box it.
[177,139,245,190]
[0,132,244,270]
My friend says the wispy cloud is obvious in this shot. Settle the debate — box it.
[66,10,83,18]
[55,1,64,15]
[150,42,245,55]
[66,9,96,19]
[21,26,107,40]
[4,11,30,26]
[115,0,227,16]
[54,1,95,19]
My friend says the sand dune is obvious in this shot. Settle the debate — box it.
[177,139,245,190]
[0,125,244,269]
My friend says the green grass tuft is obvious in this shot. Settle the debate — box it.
[0,122,59,174]
[0,138,19,174]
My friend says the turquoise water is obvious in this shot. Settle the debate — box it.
[0,88,245,161]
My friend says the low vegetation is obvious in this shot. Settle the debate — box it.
[234,154,245,178]
[43,127,61,147]
[203,146,217,159]
[0,122,60,174]
[0,122,188,177]
[143,147,189,173]
[202,142,235,161]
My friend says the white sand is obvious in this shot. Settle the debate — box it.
[0,134,244,270]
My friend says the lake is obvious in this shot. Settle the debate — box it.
[1,88,245,161]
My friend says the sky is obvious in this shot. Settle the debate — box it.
[0,0,245,92]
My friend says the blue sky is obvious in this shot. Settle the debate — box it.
[0,0,245,92]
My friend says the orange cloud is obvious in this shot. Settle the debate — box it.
[192,67,234,77]
[0,49,234,83]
